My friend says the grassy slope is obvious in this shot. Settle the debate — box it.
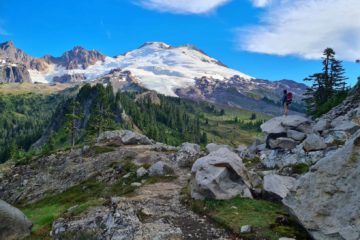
[201,104,269,146]
[187,197,310,240]
[0,83,72,95]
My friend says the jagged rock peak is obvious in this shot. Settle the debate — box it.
[51,45,106,70]
[0,40,33,64]
[0,40,15,49]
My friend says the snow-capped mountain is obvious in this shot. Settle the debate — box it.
[0,41,307,114]
[25,42,253,97]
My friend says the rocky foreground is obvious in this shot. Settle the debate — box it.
[1,95,360,239]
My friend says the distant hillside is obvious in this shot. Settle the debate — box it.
[2,83,269,163]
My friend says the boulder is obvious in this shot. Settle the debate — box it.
[313,119,331,133]
[281,115,311,129]
[296,122,314,134]
[269,137,298,150]
[240,225,252,233]
[283,131,360,240]
[260,145,324,169]
[261,117,287,134]
[148,161,174,176]
[332,121,360,135]
[97,130,153,145]
[0,199,32,240]
[136,167,148,178]
[206,143,232,153]
[174,143,201,168]
[303,134,327,152]
[263,174,296,199]
[190,148,253,200]
[287,130,306,141]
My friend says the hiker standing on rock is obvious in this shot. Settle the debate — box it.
[282,90,292,116]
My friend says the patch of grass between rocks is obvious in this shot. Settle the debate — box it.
[182,187,310,240]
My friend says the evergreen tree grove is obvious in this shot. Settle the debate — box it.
[304,48,348,117]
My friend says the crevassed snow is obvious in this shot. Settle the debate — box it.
[29,42,253,96]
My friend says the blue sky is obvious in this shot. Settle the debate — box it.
[0,0,359,84]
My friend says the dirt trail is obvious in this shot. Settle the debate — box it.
[123,167,235,240]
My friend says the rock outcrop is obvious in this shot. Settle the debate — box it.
[174,143,202,168]
[255,115,353,169]
[0,59,31,83]
[52,73,86,83]
[263,174,296,199]
[0,199,32,240]
[97,130,153,145]
[0,131,167,204]
[190,148,253,200]
[284,131,360,240]
[148,161,174,176]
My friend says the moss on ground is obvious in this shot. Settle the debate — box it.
[290,163,310,174]
[93,145,116,155]
[242,156,262,168]
[181,185,310,240]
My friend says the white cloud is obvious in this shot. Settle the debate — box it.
[239,0,360,61]
[251,0,272,8]
[135,0,231,14]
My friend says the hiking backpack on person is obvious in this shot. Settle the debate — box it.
[286,92,293,105]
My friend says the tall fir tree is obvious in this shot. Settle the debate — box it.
[64,100,83,147]
[303,48,348,116]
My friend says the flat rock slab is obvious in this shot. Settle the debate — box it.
[261,115,311,134]
[263,174,296,199]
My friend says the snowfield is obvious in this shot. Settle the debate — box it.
[29,42,253,96]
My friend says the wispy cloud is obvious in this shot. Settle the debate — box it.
[239,0,360,61]
[250,0,272,8]
[134,0,231,14]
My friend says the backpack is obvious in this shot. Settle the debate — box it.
[286,92,293,104]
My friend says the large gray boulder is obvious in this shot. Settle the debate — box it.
[281,115,311,129]
[313,119,331,133]
[261,115,312,135]
[269,137,298,150]
[284,131,360,240]
[97,130,153,145]
[263,174,296,199]
[287,130,306,141]
[303,134,327,152]
[148,161,174,176]
[0,199,32,240]
[190,148,253,200]
[174,143,201,168]
[261,117,286,134]
[332,121,360,135]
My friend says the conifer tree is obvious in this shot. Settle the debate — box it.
[303,48,348,116]
[64,100,83,147]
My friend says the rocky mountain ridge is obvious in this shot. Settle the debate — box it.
[0,40,306,115]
